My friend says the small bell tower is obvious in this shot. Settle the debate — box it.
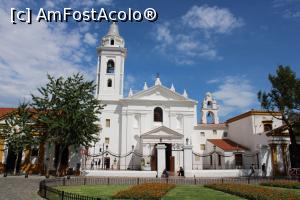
[96,22,127,100]
[201,92,219,124]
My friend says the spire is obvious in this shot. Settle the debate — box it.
[170,83,175,92]
[155,73,161,85]
[183,89,188,98]
[107,22,120,36]
[143,82,148,90]
[155,77,161,85]
[128,88,133,97]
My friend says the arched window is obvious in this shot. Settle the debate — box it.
[106,60,115,73]
[110,39,114,45]
[207,101,212,109]
[107,79,112,87]
[154,107,163,122]
[207,111,215,124]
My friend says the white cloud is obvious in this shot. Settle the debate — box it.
[155,23,173,45]
[153,5,243,65]
[0,5,96,106]
[153,23,220,64]
[182,5,244,34]
[272,0,300,19]
[283,10,300,18]
[84,32,97,45]
[210,76,258,117]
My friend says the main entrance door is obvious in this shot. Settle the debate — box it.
[150,144,175,175]
[150,145,157,171]
[166,144,175,175]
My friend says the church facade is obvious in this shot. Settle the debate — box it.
[0,23,291,177]
[87,23,291,177]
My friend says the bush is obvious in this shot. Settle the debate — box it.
[260,180,300,189]
[113,183,175,200]
[205,183,300,200]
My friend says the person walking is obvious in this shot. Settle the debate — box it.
[249,164,255,177]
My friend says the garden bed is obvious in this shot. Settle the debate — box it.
[260,180,300,189]
[113,183,175,200]
[205,183,300,200]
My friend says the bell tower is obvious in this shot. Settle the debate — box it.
[201,92,219,124]
[96,22,127,100]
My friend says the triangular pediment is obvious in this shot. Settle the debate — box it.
[141,126,184,139]
[126,85,195,102]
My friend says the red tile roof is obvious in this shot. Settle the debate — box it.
[0,108,16,118]
[207,139,248,151]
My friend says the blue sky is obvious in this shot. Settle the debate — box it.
[0,0,299,121]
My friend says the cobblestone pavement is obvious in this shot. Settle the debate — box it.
[0,175,45,200]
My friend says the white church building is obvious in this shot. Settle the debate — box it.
[84,23,291,177]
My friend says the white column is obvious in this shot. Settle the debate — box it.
[156,144,166,177]
[183,145,193,172]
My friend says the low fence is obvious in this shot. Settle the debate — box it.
[39,176,298,200]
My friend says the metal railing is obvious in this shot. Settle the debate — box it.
[39,176,298,200]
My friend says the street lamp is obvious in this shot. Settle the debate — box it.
[132,145,135,170]
[213,145,216,169]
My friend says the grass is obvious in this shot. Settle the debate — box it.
[56,185,129,198]
[56,184,244,199]
[162,185,244,200]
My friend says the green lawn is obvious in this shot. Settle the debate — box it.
[56,184,244,199]
[56,185,128,199]
[162,185,244,200]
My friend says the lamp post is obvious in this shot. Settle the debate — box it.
[132,145,134,170]
[213,145,216,169]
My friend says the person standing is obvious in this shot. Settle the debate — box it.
[262,163,266,177]
[249,164,255,177]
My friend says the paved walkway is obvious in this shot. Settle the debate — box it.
[0,175,44,200]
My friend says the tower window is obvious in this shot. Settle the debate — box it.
[207,111,215,124]
[106,60,115,73]
[110,39,114,45]
[207,101,212,109]
[154,107,163,122]
[107,79,112,87]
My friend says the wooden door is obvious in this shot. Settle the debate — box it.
[169,156,175,176]
[151,156,157,171]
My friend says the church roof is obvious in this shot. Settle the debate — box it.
[226,110,281,123]
[124,84,197,103]
[207,139,249,151]
[0,108,15,119]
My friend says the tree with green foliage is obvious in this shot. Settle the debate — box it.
[0,102,38,175]
[31,73,104,176]
[258,65,300,167]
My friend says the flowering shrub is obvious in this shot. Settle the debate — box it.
[113,183,175,199]
[205,183,300,200]
[260,180,300,189]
